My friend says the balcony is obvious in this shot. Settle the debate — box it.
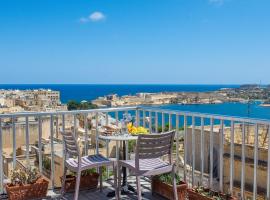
[0,106,270,200]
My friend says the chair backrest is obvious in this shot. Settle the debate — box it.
[135,130,175,163]
[60,131,80,158]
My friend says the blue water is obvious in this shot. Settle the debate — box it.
[1,84,270,121]
[158,101,270,120]
[156,102,270,125]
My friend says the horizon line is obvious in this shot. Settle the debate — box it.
[0,83,265,86]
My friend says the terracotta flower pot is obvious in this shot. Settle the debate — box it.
[152,177,187,200]
[187,188,237,200]
[60,172,99,192]
[6,178,49,200]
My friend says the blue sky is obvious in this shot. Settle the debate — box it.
[0,0,269,84]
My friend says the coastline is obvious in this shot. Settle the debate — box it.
[260,104,270,107]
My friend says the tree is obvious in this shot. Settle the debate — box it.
[67,100,98,111]
[67,100,80,110]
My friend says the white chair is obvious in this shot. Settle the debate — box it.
[117,130,178,200]
[60,131,118,200]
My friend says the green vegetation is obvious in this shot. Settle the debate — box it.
[43,156,51,171]
[10,167,40,185]
[69,166,113,179]
[192,186,232,200]
[128,140,137,153]
[67,100,98,111]
[158,172,182,185]
[157,123,184,133]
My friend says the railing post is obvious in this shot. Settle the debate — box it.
[73,114,77,139]
[253,124,258,200]
[184,115,187,182]
[12,116,16,169]
[175,115,180,173]
[124,111,129,176]
[200,117,205,186]
[84,113,89,156]
[136,109,139,127]
[162,112,165,132]
[25,116,30,166]
[155,112,158,133]
[169,114,172,131]
[56,116,59,139]
[50,114,55,190]
[115,139,120,181]
[209,118,214,189]
[96,112,99,154]
[143,110,146,128]
[38,116,43,174]
[229,120,235,194]
[62,114,66,172]
[105,112,110,178]
[115,111,119,126]
[0,119,3,193]
[192,115,195,187]
[241,123,246,199]
[219,119,224,192]
[267,124,270,200]
[149,111,152,133]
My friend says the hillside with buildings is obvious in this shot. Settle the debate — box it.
[92,85,270,107]
[0,89,67,113]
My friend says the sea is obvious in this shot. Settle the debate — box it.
[1,84,270,121]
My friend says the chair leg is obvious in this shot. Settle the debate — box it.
[150,176,154,196]
[117,164,122,198]
[172,164,178,200]
[60,166,68,197]
[74,170,81,200]
[99,167,103,192]
[114,163,119,200]
[136,176,142,200]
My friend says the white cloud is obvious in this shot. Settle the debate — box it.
[79,11,106,23]
[89,12,106,22]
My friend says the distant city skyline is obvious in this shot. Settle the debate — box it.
[0,0,269,84]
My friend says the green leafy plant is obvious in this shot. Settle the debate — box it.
[25,167,40,184]
[157,172,181,185]
[68,166,111,179]
[128,140,136,153]
[43,156,51,171]
[10,167,40,185]
[81,168,96,176]
[192,185,232,200]
[11,168,27,185]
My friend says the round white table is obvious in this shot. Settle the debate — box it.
[99,133,138,196]
[99,134,138,142]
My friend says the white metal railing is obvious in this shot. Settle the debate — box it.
[0,106,270,200]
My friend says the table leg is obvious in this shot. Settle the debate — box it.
[122,140,127,186]
[107,141,119,197]
[122,141,136,193]
[107,139,137,197]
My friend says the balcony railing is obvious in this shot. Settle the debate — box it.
[0,106,270,200]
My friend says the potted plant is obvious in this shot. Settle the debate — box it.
[187,186,237,200]
[152,173,187,200]
[61,168,99,192]
[6,167,49,200]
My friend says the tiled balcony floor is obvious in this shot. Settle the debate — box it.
[49,178,166,200]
